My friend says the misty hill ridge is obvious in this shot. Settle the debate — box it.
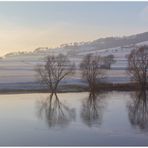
[51,31,148,50]
[1,31,148,84]
[88,31,148,49]
[4,31,148,58]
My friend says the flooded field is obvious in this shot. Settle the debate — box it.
[0,91,148,146]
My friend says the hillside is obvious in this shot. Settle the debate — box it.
[0,31,148,90]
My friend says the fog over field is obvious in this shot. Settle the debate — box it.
[0,31,148,90]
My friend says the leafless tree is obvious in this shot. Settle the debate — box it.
[128,46,148,89]
[103,54,115,69]
[80,54,104,91]
[36,54,75,93]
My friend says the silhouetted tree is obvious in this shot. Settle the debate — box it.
[128,46,148,89]
[103,54,115,69]
[36,54,75,93]
[80,54,104,91]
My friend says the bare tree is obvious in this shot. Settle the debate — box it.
[103,54,115,69]
[36,54,75,93]
[128,46,148,89]
[80,54,104,91]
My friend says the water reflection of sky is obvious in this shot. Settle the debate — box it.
[0,92,148,145]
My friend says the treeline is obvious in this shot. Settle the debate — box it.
[36,45,148,93]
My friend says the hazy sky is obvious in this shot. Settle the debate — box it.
[0,1,148,56]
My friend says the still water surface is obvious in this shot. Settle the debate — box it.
[0,91,148,146]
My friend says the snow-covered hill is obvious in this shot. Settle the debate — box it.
[0,32,148,89]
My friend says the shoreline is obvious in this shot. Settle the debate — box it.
[0,83,145,94]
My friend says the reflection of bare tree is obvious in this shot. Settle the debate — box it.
[37,93,75,128]
[81,91,105,127]
[128,90,148,130]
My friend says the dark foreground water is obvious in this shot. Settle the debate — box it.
[0,91,148,146]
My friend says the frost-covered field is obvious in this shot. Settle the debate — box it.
[0,40,147,90]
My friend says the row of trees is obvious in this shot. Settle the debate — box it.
[36,45,148,130]
[36,45,148,93]
[36,53,114,93]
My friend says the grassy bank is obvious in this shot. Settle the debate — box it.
[96,83,140,91]
[0,82,145,94]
